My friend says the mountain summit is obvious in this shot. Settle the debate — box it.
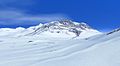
[27,20,101,38]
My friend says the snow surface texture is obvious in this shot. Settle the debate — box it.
[0,20,119,66]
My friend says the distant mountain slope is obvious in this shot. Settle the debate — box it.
[0,20,101,38]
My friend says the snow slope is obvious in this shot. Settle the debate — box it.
[0,21,119,66]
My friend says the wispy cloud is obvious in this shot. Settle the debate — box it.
[0,0,35,8]
[0,0,70,27]
[0,10,70,26]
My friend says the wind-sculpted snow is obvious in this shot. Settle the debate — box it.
[0,29,119,66]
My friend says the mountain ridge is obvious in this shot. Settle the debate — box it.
[0,20,101,38]
[26,20,101,38]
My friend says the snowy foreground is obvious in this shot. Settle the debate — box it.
[0,21,120,66]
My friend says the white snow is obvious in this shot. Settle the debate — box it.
[0,21,119,66]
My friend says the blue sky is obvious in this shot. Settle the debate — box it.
[0,0,120,31]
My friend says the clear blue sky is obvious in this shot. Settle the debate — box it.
[0,0,120,31]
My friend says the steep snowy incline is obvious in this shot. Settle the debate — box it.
[37,32,120,66]
[0,28,119,66]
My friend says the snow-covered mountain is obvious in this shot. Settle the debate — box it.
[0,20,120,66]
[0,20,101,38]
[27,20,101,38]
